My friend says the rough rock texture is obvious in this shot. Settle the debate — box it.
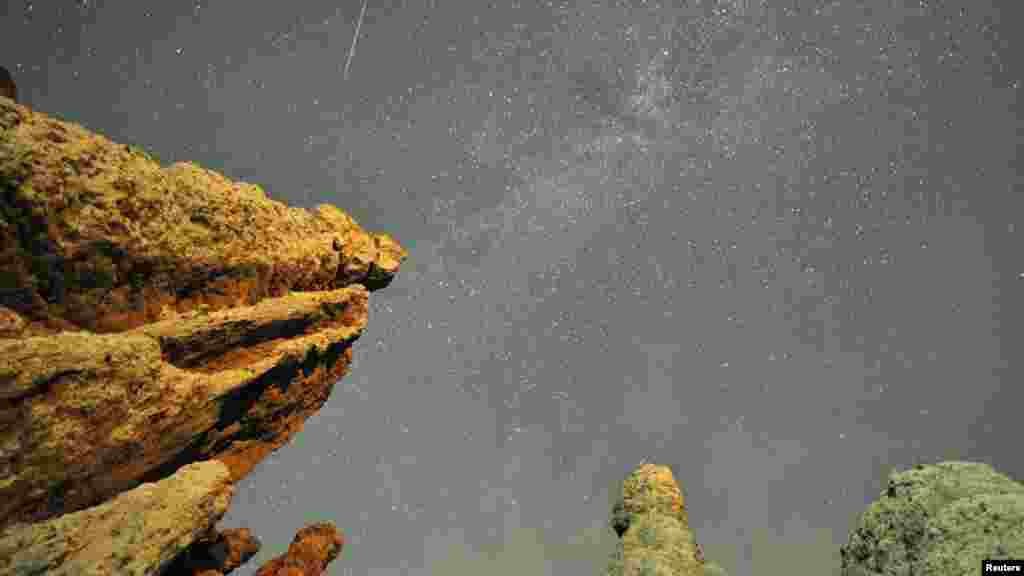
[253,522,344,576]
[162,527,262,575]
[0,97,404,342]
[0,286,368,528]
[605,463,706,576]
[0,460,233,576]
[0,98,405,573]
[840,461,1024,576]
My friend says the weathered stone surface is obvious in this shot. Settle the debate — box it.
[0,276,370,529]
[0,460,233,576]
[162,526,262,575]
[0,97,406,532]
[0,98,404,574]
[605,463,705,576]
[840,461,1024,576]
[0,96,404,339]
[253,522,345,576]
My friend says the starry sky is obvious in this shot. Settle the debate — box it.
[3,1,1023,574]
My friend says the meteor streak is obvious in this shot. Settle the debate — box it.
[343,0,369,81]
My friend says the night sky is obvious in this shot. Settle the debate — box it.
[3,1,1023,575]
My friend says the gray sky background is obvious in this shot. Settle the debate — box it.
[3,1,1022,574]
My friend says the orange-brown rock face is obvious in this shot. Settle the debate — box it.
[605,463,706,576]
[163,527,262,575]
[0,97,404,340]
[0,460,236,576]
[254,522,345,576]
[0,97,405,574]
[0,288,369,529]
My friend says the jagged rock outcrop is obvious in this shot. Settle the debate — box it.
[840,461,1024,576]
[604,463,710,576]
[252,522,344,576]
[0,286,368,528]
[0,460,234,575]
[0,97,405,574]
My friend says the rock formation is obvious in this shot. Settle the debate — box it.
[0,96,405,574]
[840,461,1024,576]
[0,460,233,575]
[252,523,344,576]
[603,463,711,576]
[602,460,1024,576]
[5,80,1021,576]
[161,527,262,575]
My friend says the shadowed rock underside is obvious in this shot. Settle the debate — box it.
[0,97,405,574]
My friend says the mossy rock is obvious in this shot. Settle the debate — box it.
[841,461,1024,576]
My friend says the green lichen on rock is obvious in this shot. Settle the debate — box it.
[604,464,704,576]
[841,461,1024,576]
[0,460,234,576]
[1,94,394,576]
[0,97,406,335]
[125,143,159,164]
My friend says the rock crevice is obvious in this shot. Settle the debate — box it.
[0,96,405,575]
